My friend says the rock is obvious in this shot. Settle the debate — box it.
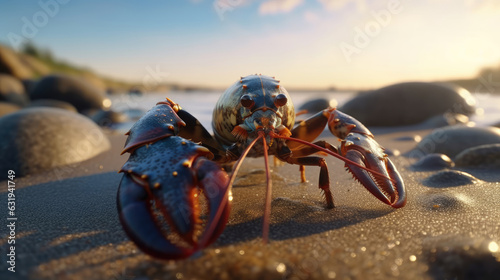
[425,236,500,280]
[455,144,500,168]
[419,113,470,128]
[0,45,33,79]
[0,108,110,176]
[411,153,455,171]
[395,135,422,142]
[340,82,476,126]
[407,126,500,159]
[128,87,143,95]
[0,74,29,106]
[0,102,21,117]
[419,192,470,211]
[21,79,37,95]
[298,98,336,114]
[422,170,479,188]
[27,99,78,112]
[91,110,129,127]
[30,75,111,113]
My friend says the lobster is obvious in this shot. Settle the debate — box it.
[117,74,406,259]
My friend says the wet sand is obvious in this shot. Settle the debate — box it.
[1,128,499,280]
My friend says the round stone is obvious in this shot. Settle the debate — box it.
[407,126,500,159]
[298,98,337,113]
[411,153,455,171]
[30,74,111,113]
[419,192,468,211]
[91,109,129,127]
[0,74,29,106]
[340,82,476,126]
[425,237,500,279]
[455,144,500,168]
[0,108,110,176]
[422,170,479,188]
[27,99,78,112]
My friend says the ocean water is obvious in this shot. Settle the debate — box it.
[109,91,500,131]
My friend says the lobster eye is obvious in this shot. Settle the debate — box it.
[274,94,287,107]
[240,94,255,108]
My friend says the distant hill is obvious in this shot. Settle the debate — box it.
[0,42,168,93]
[2,42,499,94]
[444,64,500,94]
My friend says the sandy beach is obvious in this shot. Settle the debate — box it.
[2,1,500,279]
[1,125,499,280]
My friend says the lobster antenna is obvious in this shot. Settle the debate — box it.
[259,131,272,244]
[199,134,263,248]
[270,132,396,184]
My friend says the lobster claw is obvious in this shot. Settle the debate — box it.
[327,108,406,208]
[118,136,231,259]
[341,135,406,208]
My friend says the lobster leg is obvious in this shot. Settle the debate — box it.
[289,140,339,158]
[276,145,334,208]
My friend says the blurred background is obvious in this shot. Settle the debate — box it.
[4,3,500,279]
[1,0,500,131]
[1,0,500,92]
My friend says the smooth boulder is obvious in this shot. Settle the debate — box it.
[0,74,29,106]
[455,144,500,168]
[27,99,78,112]
[407,126,500,159]
[30,75,111,113]
[0,108,110,176]
[340,82,476,126]
[298,98,336,113]
[411,153,455,171]
[422,170,479,188]
[91,109,129,127]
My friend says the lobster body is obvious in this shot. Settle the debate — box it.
[117,74,406,260]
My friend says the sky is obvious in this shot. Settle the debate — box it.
[1,0,500,89]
